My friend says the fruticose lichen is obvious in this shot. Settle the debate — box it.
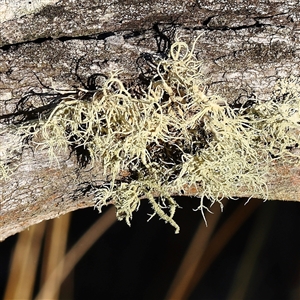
[3,36,300,233]
[0,126,22,180]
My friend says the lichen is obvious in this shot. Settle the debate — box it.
[3,36,300,233]
[246,75,300,160]
[0,126,21,180]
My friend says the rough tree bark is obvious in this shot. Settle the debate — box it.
[1,0,300,241]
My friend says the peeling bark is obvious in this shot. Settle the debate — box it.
[1,0,300,241]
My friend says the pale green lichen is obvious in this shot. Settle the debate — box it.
[4,36,300,233]
[0,126,21,180]
[0,162,11,180]
[246,76,300,159]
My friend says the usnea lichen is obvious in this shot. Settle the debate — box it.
[246,76,300,160]
[0,126,22,180]
[2,36,300,233]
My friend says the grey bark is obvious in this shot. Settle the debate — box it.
[1,0,300,241]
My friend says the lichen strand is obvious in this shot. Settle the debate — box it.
[0,126,22,180]
[12,37,300,233]
[0,162,11,180]
[247,76,300,159]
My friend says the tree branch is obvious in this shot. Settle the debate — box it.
[1,0,300,241]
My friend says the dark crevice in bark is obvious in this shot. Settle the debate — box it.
[202,16,215,26]
[0,18,287,52]
[199,11,291,31]
[123,30,146,39]
[0,32,117,51]
[198,20,281,31]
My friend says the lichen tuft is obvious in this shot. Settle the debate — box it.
[4,36,300,233]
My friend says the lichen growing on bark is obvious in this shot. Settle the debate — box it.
[1,36,300,233]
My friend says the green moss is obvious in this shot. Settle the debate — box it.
[3,36,300,232]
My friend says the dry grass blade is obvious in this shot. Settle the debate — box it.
[35,207,116,300]
[39,213,71,300]
[165,200,226,300]
[4,221,46,300]
[227,202,276,300]
[186,199,262,298]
